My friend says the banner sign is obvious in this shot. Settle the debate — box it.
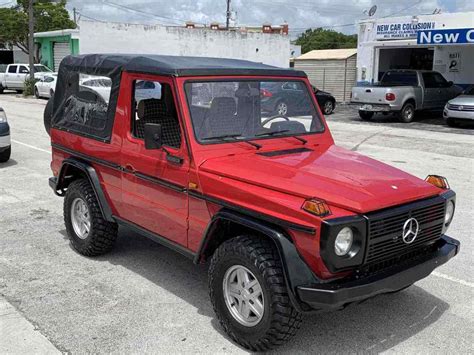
[376,21,436,40]
[417,28,474,45]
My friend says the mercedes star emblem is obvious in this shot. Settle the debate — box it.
[402,218,419,244]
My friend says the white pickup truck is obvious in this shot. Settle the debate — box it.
[0,63,52,93]
[351,70,462,123]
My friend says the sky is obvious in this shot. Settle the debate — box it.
[2,0,474,37]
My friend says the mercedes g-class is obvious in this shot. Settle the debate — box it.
[47,54,460,351]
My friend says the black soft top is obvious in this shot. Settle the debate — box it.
[59,54,306,78]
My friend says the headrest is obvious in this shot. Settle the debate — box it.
[210,97,236,113]
[137,98,161,119]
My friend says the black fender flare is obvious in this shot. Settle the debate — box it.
[195,209,320,311]
[51,157,114,222]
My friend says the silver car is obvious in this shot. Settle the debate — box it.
[443,86,474,127]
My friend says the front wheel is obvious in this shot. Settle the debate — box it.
[34,87,40,99]
[209,236,302,351]
[446,117,458,127]
[359,110,374,120]
[398,102,416,123]
[64,179,118,256]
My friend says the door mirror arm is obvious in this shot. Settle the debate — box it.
[144,123,183,164]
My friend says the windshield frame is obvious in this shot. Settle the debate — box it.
[183,77,326,146]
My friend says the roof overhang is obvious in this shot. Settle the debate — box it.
[34,29,80,40]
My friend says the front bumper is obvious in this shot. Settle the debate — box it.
[443,108,474,120]
[297,235,460,311]
[0,123,10,149]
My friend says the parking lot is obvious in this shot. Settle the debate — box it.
[0,93,473,353]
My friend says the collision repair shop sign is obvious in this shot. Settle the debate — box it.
[418,28,474,45]
[376,21,436,40]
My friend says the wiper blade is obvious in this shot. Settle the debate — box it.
[256,129,307,145]
[202,133,262,150]
[255,129,291,137]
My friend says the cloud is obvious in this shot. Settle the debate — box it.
[66,0,468,36]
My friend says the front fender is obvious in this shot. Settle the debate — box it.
[195,209,320,312]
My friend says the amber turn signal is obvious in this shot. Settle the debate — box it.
[425,175,450,189]
[302,199,331,217]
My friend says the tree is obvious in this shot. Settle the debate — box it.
[295,28,357,54]
[0,0,76,56]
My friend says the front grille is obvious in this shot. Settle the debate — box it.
[365,199,445,265]
[447,103,474,111]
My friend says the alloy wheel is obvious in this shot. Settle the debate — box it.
[277,102,288,116]
[70,197,91,239]
[223,265,264,327]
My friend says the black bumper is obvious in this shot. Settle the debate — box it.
[297,235,460,311]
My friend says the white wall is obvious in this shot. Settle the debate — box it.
[356,12,474,84]
[434,45,474,86]
[78,20,290,68]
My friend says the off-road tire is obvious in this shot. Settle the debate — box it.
[398,102,416,123]
[0,146,11,163]
[359,110,374,120]
[64,179,118,256]
[34,87,40,99]
[446,117,457,127]
[44,96,54,135]
[209,235,302,351]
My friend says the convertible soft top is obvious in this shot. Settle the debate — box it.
[58,54,307,78]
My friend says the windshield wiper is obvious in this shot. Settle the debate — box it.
[202,133,262,150]
[255,129,307,145]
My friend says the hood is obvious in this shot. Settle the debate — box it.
[448,95,474,105]
[200,145,441,213]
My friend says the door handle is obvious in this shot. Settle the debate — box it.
[124,164,136,173]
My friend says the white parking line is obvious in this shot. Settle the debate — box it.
[432,271,474,288]
[12,140,50,154]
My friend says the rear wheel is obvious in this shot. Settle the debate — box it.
[274,101,289,116]
[44,96,54,135]
[16,90,22,94]
[359,110,374,120]
[0,146,11,163]
[398,102,416,123]
[322,100,335,115]
[209,235,302,351]
[64,179,118,256]
[0,84,4,94]
[50,89,54,98]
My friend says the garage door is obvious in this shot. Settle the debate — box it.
[53,42,71,71]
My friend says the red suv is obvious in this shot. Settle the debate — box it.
[47,54,459,351]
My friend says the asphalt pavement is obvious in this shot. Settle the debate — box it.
[0,93,473,353]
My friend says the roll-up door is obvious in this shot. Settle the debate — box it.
[53,42,71,71]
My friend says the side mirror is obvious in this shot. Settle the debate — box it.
[144,123,162,150]
[448,81,454,87]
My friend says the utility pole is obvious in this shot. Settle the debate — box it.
[226,0,231,29]
[73,7,77,24]
[28,0,35,81]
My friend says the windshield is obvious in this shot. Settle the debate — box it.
[381,71,418,86]
[463,86,474,95]
[33,65,52,72]
[184,80,324,143]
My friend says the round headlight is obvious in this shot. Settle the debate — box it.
[335,227,353,256]
[445,200,455,225]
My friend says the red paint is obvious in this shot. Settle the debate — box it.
[51,73,443,280]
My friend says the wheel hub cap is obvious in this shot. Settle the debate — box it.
[71,198,91,239]
[223,265,264,327]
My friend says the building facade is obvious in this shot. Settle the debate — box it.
[294,48,357,102]
[35,20,291,70]
[357,11,474,87]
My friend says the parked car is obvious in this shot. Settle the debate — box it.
[47,54,460,351]
[35,73,58,99]
[0,107,11,162]
[443,85,474,127]
[260,81,313,116]
[312,86,336,114]
[80,76,112,103]
[351,70,462,122]
[0,64,52,93]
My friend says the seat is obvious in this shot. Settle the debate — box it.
[135,86,181,148]
[204,97,243,137]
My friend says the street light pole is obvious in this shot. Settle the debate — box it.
[226,0,231,29]
[28,0,35,81]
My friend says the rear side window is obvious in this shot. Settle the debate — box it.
[8,65,17,73]
[53,72,113,140]
[381,72,418,86]
[131,80,181,148]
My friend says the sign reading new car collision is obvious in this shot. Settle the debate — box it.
[417,28,474,45]
[376,21,436,40]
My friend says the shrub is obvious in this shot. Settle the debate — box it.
[23,77,38,96]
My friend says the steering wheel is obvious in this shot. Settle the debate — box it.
[261,114,290,127]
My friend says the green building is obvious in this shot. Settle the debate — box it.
[34,29,79,71]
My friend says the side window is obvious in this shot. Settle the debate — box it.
[18,66,29,74]
[422,73,436,88]
[8,65,17,73]
[432,72,448,87]
[62,73,112,131]
[132,80,181,149]
[44,77,55,83]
